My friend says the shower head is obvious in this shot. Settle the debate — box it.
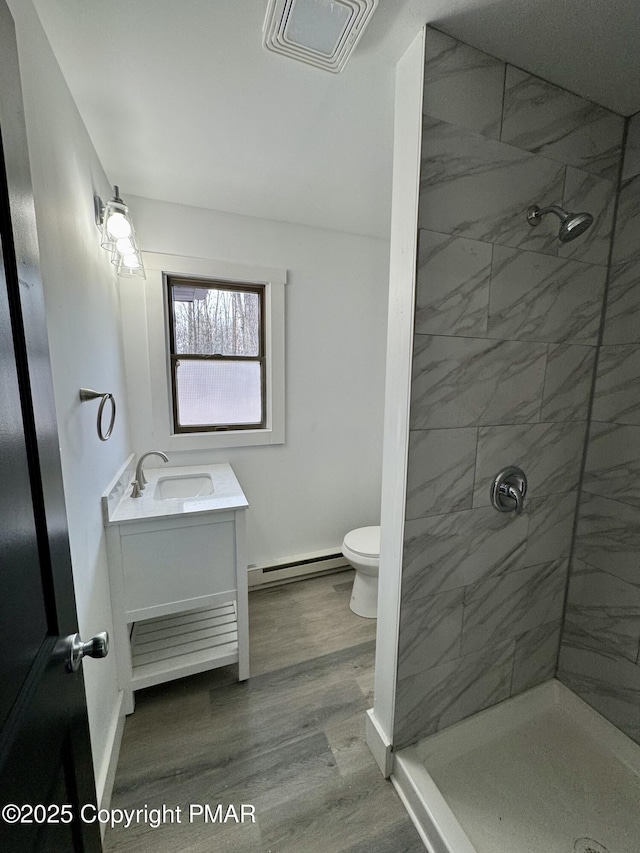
[527,204,594,243]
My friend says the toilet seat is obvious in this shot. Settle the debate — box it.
[343,526,380,558]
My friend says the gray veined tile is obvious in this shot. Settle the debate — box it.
[402,506,527,599]
[557,623,640,746]
[419,114,565,255]
[394,639,515,747]
[501,66,624,180]
[523,491,578,567]
[591,344,640,424]
[623,112,640,182]
[487,246,606,344]
[541,344,596,422]
[415,230,491,338]
[472,422,586,507]
[612,174,640,265]
[575,492,640,587]
[405,428,477,520]
[397,588,464,679]
[603,260,640,344]
[410,334,547,429]
[461,559,567,656]
[558,166,617,266]
[564,558,640,664]
[423,28,505,140]
[511,619,563,694]
[583,421,640,507]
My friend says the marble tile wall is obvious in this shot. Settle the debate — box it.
[393,27,624,748]
[557,110,640,745]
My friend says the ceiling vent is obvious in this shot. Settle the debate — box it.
[263,0,378,73]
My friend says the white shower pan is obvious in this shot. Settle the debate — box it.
[392,680,640,853]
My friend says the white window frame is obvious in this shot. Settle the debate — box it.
[143,252,286,451]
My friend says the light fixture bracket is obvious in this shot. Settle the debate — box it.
[94,185,125,228]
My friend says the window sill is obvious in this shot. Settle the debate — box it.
[164,425,284,452]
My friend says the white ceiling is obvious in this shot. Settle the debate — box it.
[32,0,640,240]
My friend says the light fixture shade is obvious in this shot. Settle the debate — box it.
[100,200,134,250]
[263,0,378,73]
[96,187,146,279]
[115,251,146,279]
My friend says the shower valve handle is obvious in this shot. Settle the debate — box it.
[491,466,527,514]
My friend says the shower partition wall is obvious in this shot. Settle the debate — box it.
[558,112,640,742]
[389,25,624,750]
[369,23,640,853]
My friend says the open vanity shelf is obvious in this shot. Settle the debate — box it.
[130,601,241,690]
[102,457,249,713]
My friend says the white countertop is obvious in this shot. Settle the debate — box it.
[102,459,248,525]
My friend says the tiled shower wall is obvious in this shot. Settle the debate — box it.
[558,113,640,744]
[393,27,624,748]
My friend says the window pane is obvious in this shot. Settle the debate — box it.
[175,360,263,427]
[172,286,261,356]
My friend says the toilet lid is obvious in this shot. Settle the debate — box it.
[344,526,380,558]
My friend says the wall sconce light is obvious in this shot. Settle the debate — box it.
[94,186,145,279]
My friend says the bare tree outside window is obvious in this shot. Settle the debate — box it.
[167,277,266,432]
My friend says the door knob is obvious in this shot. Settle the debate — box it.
[65,631,109,672]
[491,466,527,514]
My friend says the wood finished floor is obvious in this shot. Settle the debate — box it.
[104,570,424,852]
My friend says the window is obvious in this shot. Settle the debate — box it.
[167,277,266,432]
[130,252,285,451]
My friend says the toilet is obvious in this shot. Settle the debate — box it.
[341,526,380,619]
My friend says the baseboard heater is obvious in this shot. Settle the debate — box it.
[248,549,349,589]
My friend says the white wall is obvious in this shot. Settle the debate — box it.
[123,196,390,566]
[8,0,131,803]
[5,0,390,802]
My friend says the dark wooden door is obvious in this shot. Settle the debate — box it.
[0,2,102,850]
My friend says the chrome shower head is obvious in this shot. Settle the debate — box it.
[527,204,594,243]
[558,211,594,242]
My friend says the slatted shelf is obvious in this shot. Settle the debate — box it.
[130,602,239,690]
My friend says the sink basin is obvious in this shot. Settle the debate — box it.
[154,473,214,500]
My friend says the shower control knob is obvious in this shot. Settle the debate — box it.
[491,466,527,514]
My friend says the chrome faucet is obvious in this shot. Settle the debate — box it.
[132,450,169,496]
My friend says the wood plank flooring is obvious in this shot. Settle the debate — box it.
[104,570,424,852]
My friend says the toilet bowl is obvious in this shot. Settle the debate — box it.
[342,526,380,619]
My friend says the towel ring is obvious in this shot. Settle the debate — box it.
[79,388,117,441]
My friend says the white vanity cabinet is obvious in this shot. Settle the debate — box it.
[102,458,249,714]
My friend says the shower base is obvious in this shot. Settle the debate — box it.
[392,679,640,853]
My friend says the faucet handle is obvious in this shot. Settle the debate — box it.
[491,466,527,514]
[503,483,524,514]
[130,480,143,499]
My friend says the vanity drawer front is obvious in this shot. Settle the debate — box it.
[120,516,236,616]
